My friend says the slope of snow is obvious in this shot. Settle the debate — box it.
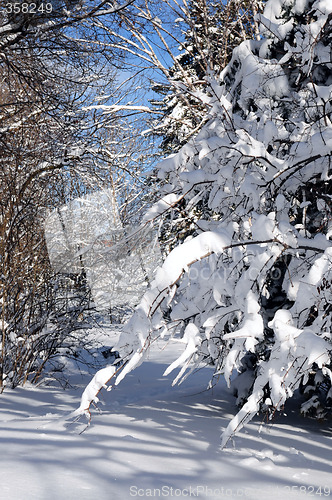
[0,333,331,500]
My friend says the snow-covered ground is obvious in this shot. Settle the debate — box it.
[0,332,331,500]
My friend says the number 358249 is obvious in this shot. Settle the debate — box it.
[5,3,53,14]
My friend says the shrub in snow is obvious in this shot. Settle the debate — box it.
[77,0,332,446]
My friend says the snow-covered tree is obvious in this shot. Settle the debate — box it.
[76,0,332,446]
[149,0,264,255]
[152,0,264,156]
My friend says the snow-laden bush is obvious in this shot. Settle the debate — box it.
[76,0,332,446]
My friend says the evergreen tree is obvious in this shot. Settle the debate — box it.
[77,0,332,447]
[152,0,264,156]
[151,0,264,255]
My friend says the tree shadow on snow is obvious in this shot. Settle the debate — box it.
[0,360,331,500]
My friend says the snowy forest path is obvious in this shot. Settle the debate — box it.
[0,338,331,500]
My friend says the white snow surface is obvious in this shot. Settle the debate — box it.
[0,331,331,500]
